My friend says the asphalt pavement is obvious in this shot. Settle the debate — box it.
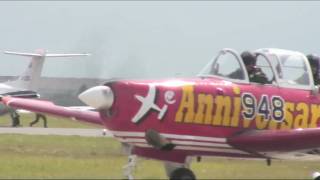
[0,127,113,137]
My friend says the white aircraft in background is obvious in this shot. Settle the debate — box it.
[0,49,90,122]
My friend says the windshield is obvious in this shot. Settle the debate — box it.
[199,48,313,89]
[255,54,276,84]
[198,49,249,83]
[257,49,313,89]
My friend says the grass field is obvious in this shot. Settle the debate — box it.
[0,134,318,179]
[0,114,318,179]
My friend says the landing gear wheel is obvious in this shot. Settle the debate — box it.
[170,167,196,180]
[313,172,320,180]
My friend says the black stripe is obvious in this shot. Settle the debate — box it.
[2,91,40,98]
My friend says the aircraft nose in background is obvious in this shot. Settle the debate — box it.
[78,85,114,110]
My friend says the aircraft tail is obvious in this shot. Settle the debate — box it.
[3,49,90,91]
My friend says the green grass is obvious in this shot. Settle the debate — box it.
[0,134,318,179]
[0,114,100,128]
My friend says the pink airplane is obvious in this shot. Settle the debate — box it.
[2,48,320,180]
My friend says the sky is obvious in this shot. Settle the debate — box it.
[0,1,319,79]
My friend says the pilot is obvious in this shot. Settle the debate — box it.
[307,54,320,85]
[240,51,269,84]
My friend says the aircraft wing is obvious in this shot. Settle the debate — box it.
[228,128,320,154]
[1,96,103,126]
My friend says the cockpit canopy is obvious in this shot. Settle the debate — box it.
[198,48,314,90]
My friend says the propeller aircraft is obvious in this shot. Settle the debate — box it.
[2,48,320,179]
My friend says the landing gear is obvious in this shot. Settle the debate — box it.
[266,158,271,166]
[123,155,137,180]
[170,167,196,180]
[312,172,320,180]
[165,158,196,180]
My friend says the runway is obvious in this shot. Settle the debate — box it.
[0,127,113,137]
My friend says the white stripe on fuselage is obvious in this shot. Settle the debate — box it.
[174,146,249,155]
[129,142,249,155]
[111,130,227,143]
[116,137,232,148]
[111,130,251,155]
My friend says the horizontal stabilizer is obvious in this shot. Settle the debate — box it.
[1,90,39,98]
[4,51,90,58]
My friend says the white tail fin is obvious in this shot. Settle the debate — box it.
[3,49,90,91]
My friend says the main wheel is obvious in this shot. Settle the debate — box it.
[313,172,320,180]
[170,167,196,180]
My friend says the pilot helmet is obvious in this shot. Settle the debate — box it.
[241,51,256,66]
[307,54,320,68]
[307,54,320,80]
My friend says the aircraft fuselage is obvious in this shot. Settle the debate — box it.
[96,77,320,162]
[103,77,320,132]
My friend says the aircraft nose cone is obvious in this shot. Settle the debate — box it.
[78,86,114,110]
